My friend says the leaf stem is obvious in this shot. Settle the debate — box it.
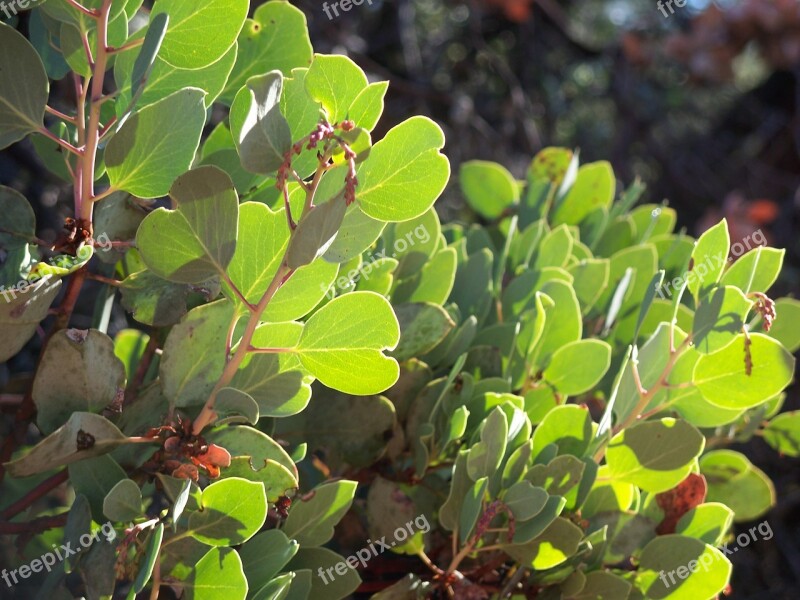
[37,127,81,156]
[107,37,144,55]
[45,105,76,124]
[220,273,256,312]
[62,0,99,18]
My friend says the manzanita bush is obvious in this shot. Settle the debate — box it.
[0,1,799,599]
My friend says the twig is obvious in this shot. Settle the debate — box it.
[0,513,68,535]
[62,0,98,18]
[45,105,76,124]
[1,471,68,520]
[37,127,81,156]
[124,335,160,406]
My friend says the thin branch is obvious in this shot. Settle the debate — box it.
[247,346,290,354]
[61,0,99,18]
[221,273,256,312]
[90,186,117,202]
[107,37,144,55]
[1,471,68,520]
[37,127,81,156]
[85,272,121,287]
[124,335,159,406]
[98,115,118,139]
[0,513,68,535]
[45,105,76,124]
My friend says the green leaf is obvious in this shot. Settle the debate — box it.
[530,280,582,369]
[240,530,299,594]
[391,303,455,361]
[531,404,593,461]
[568,258,610,315]
[232,323,313,418]
[502,481,548,521]
[28,9,70,81]
[221,1,313,104]
[161,300,235,407]
[63,495,92,573]
[534,225,573,269]
[3,412,130,478]
[366,477,426,554]
[32,329,126,434]
[103,479,142,522]
[286,196,347,269]
[606,418,705,493]
[356,117,450,222]
[693,333,795,409]
[188,478,267,546]
[150,0,247,69]
[542,339,611,395]
[230,71,292,175]
[767,298,800,352]
[571,571,632,600]
[459,477,488,543]
[286,547,362,600]
[394,247,457,305]
[130,13,169,100]
[275,391,396,470]
[132,523,164,593]
[637,535,730,600]
[68,454,127,521]
[700,451,775,522]
[283,480,358,546]
[552,161,615,225]
[687,220,729,301]
[295,292,400,395]
[692,285,752,353]
[120,269,212,327]
[207,425,298,499]
[106,88,207,198]
[137,166,239,283]
[0,22,48,149]
[503,517,583,570]
[113,30,236,114]
[186,547,248,600]
[224,202,286,310]
[675,503,733,546]
[467,408,508,481]
[0,272,61,363]
[349,81,389,131]
[763,411,800,457]
[720,246,784,294]
[305,54,368,123]
[214,388,259,425]
[459,160,519,219]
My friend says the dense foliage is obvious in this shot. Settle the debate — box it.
[0,1,798,599]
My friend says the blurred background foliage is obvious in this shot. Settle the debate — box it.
[1,0,798,597]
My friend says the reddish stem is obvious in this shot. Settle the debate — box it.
[1,470,68,520]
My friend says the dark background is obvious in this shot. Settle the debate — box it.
[1,0,798,597]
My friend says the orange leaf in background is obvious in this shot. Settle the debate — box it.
[655,472,707,534]
[747,199,779,225]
